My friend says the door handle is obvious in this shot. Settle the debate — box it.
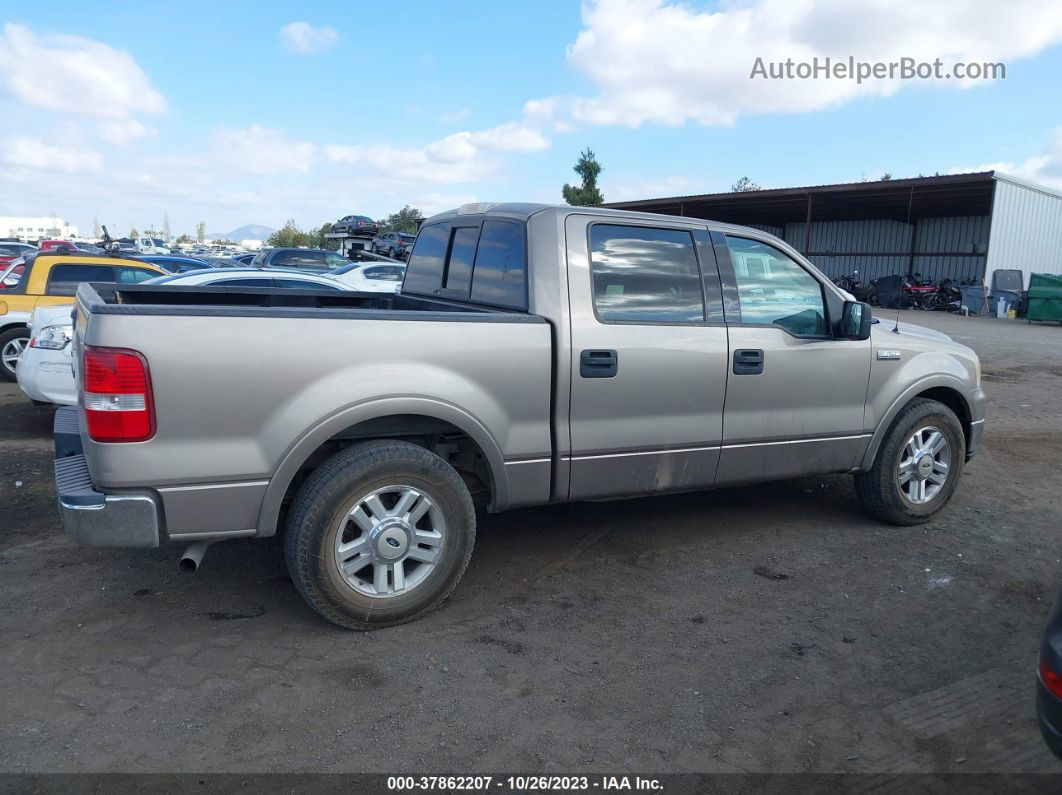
[580,349,618,378]
[733,348,764,375]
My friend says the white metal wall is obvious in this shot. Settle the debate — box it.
[987,174,1062,288]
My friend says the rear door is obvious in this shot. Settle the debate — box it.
[565,215,728,500]
[715,233,872,483]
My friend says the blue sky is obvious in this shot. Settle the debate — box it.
[1,0,1061,237]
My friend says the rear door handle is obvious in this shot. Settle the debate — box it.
[733,348,764,375]
[580,349,618,378]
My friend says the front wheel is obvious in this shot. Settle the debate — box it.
[284,440,476,630]
[854,398,965,525]
[0,327,30,382]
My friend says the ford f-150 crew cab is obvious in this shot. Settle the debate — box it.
[55,203,985,629]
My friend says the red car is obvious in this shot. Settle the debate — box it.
[38,239,78,253]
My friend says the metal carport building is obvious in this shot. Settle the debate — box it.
[603,171,1062,288]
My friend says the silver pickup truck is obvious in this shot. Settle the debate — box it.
[55,203,985,629]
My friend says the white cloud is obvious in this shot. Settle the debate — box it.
[212,125,317,175]
[1,137,102,173]
[439,108,472,125]
[565,0,1062,127]
[414,192,481,215]
[280,21,339,54]
[605,175,696,202]
[326,121,549,183]
[951,128,1062,190]
[0,23,165,120]
[98,118,156,145]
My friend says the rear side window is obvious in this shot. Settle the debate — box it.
[470,221,526,310]
[275,278,342,290]
[588,225,704,323]
[46,264,115,296]
[403,223,449,295]
[116,267,158,283]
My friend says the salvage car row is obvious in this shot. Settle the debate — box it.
[0,248,406,385]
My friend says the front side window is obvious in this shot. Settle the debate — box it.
[589,224,704,323]
[726,236,827,336]
[116,267,158,283]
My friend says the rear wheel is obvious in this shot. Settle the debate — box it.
[0,327,29,382]
[284,440,476,630]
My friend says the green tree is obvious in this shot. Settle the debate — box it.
[562,148,604,206]
[315,222,339,250]
[196,221,206,244]
[378,206,423,235]
[879,172,893,181]
[731,176,762,192]
[129,228,139,239]
[176,234,194,244]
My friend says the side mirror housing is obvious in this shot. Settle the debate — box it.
[839,301,872,340]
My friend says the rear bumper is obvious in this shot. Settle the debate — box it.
[1037,678,1062,761]
[53,407,162,548]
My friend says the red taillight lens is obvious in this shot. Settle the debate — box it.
[1042,657,1062,699]
[81,346,155,442]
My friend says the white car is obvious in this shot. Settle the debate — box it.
[329,262,405,293]
[17,304,76,405]
[142,267,355,290]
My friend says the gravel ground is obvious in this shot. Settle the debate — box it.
[0,310,1060,775]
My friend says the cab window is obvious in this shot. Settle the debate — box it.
[725,236,828,337]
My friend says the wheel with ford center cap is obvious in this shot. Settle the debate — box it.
[854,398,965,525]
[284,439,476,629]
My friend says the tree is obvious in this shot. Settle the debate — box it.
[212,238,238,246]
[731,176,762,192]
[315,222,339,251]
[879,172,893,181]
[162,212,171,243]
[196,222,206,244]
[378,206,423,235]
[176,234,194,244]
[562,148,604,206]
[130,228,140,239]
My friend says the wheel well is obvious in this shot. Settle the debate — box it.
[0,322,28,335]
[915,386,971,446]
[279,414,495,521]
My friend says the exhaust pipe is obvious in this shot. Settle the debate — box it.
[178,541,213,573]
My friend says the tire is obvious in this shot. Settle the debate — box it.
[854,398,966,526]
[0,326,30,382]
[284,440,476,630]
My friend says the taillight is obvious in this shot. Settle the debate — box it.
[1042,657,1062,699]
[81,346,155,442]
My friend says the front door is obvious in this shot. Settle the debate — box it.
[715,233,872,484]
[565,214,729,500]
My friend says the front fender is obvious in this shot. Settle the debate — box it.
[860,374,978,470]
[255,396,510,538]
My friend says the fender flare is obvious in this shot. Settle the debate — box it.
[255,396,509,537]
[860,375,974,470]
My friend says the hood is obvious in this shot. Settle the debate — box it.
[873,319,952,343]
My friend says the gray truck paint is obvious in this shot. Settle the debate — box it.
[61,204,984,547]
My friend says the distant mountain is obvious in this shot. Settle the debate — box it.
[210,224,275,241]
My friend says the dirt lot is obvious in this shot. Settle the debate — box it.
[1,310,1060,775]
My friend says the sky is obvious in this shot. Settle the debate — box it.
[0,0,1061,237]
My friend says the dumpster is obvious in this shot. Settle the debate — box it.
[1027,272,1062,323]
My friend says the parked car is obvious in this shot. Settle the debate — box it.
[142,268,353,290]
[0,242,38,258]
[17,304,77,406]
[251,247,350,273]
[0,252,165,380]
[230,253,256,265]
[1038,585,1062,760]
[332,215,378,237]
[330,262,405,292]
[53,203,984,630]
[133,255,213,273]
[371,232,415,260]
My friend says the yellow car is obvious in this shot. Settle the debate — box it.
[0,253,166,380]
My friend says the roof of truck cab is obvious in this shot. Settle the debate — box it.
[421,202,767,235]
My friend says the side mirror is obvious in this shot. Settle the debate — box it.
[839,301,872,340]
